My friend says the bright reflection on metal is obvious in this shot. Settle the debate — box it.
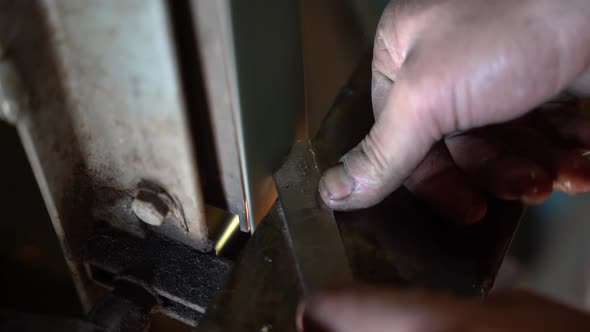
[214,214,241,255]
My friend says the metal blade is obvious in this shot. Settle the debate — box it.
[273,140,353,292]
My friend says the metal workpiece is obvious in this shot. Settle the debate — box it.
[274,141,352,292]
[310,53,374,169]
[0,0,209,310]
[84,228,233,327]
[197,203,302,332]
[192,0,304,232]
[312,55,524,294]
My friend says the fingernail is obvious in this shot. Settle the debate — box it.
[498,169,546,202]
[320,164,355,201]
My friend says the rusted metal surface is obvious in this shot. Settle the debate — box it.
[192,0,303,232]
[0,0,209,310]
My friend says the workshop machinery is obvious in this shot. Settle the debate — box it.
[0,1,523,331]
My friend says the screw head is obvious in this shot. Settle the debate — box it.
[131,180,179,227]
[132,189,169,226]
[131,180,188,232]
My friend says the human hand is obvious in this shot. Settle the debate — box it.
[298,287,590,332]
[320,0,590,223]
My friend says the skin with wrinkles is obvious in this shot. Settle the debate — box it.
[304,1,590,331]
[319,0,590,224]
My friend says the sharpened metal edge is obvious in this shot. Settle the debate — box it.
[274,141,352,292]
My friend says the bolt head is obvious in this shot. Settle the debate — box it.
[132,189,170,226]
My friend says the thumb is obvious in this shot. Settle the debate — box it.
[319,0,590,210]
[319,75,437,210]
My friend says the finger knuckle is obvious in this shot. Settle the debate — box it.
[356,132,391,185]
